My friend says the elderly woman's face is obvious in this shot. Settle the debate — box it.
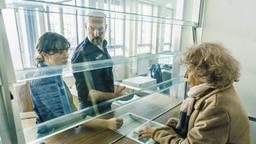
[184,65,202,87]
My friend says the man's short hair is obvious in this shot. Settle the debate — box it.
[86,11,106,23]
[88,11,106,18]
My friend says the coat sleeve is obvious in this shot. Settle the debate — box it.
[152,106,230,144]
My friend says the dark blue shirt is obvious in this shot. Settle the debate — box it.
[29,64,74,124]
[71,37,114,114]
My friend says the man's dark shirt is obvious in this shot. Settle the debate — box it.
[71,37,114,114]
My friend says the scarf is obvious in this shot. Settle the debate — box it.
[181,83,215,116]
[175,83,215,137]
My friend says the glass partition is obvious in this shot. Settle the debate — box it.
[22,78,185,143]
[0,0,201,143]
[15,51,181,82]
[13,52,186,143]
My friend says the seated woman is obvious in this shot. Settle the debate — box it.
[139,42,250,144]
[29,32,123,136]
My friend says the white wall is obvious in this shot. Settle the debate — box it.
[201,0,256,142]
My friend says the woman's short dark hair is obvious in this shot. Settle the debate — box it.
[182,42,240,88]
[35,32,70,65]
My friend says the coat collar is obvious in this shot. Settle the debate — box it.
[194,84,233,110]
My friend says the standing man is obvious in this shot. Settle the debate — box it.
[71,11,124,115]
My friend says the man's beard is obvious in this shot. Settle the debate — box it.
[91,37,103,47]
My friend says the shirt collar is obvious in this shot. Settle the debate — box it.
[82,37,108,53]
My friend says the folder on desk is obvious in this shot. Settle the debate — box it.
[117,113,164,144]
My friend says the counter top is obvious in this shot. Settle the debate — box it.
[37,93,181,144]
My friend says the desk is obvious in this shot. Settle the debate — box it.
[38,93,181,144]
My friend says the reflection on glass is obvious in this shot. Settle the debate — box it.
[2,1,196,70]
[122,114,165,144]
[28,32,76,137]
[71,11,126,115]
[23,74,184,143]
[1,0,200,143]
[25,30,129,142]
[117,113,148,135]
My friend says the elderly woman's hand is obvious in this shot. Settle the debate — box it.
[165,117,178,128]
[138,126,156,139]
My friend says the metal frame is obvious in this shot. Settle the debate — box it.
[0,9,23,144]
[192,0,205,44]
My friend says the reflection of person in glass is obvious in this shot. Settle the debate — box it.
[29,32,123,136]
[139,43,250,144]
[71,11,125,114]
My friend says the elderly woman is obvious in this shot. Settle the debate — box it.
[139,42,250,144]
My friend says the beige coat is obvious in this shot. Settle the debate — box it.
[152,85,251,144]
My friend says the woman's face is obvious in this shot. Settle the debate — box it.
[44,49,69,66]
[184,65,202,87]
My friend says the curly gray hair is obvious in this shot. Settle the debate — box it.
[182,42,240,88]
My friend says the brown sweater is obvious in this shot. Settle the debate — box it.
[152,85,251,144]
